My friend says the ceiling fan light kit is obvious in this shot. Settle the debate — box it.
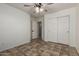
[35,7,39,13]
[40,8,44,12]
[24,3,53,13]
[35,7,44,13]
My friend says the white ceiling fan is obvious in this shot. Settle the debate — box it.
[24,3,54,13]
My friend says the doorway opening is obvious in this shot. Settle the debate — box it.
[31,19,42,40]
[31,16,44,41]
[38,21,42,39]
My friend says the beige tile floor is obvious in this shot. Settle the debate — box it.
[0,39,78,56]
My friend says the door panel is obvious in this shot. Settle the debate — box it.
[57,16,69,44]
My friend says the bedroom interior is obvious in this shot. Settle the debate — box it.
[0,3,79,56]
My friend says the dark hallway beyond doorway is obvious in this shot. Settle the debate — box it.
[38,21,42,39]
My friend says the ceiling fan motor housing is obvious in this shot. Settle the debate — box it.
[34,3,42,8]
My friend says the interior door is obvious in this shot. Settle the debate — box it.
[57,16,69,45]
[45,15,70,45]
[32,20,38,39]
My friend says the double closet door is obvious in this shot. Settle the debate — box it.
[46,16,70,45]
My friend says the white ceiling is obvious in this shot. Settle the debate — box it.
[7,3,79,17]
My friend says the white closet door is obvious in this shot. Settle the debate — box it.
[46,18,57,42]
[57,16,69,45]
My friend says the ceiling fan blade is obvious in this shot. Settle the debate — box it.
[24,5,34,7]
[46,3,54,5]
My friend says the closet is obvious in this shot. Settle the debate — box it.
[45,15,70,45]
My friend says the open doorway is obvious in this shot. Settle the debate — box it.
[31,17,43,40]
[31,20,42,39]
[31,16,44,40]
[38,21,42,39]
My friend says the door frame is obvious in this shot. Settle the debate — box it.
[30,16,44,40]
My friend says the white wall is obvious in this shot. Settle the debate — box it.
[44,7,77,47]
[0,4,31,51]
[76,7,79,52]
